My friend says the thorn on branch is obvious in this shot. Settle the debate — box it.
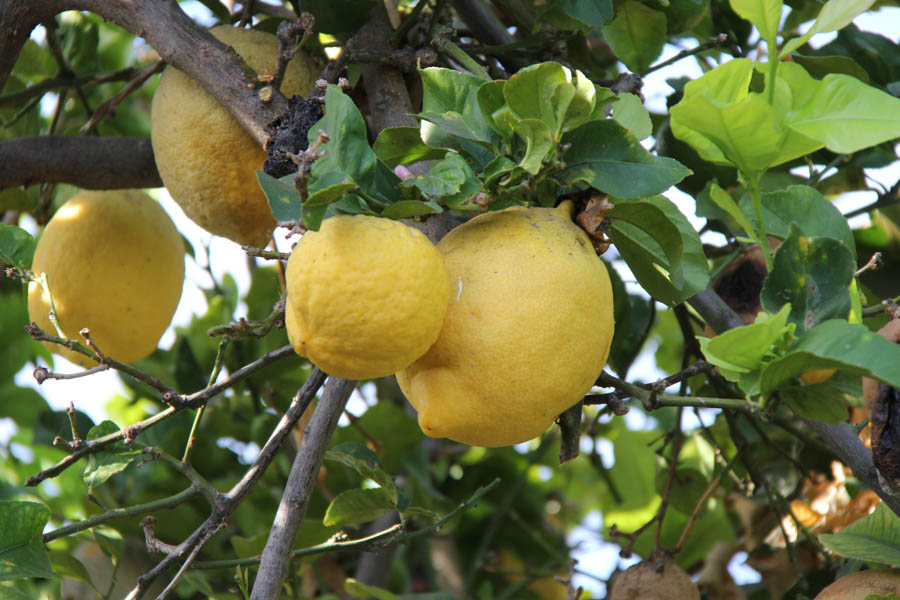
[141,516,179,555]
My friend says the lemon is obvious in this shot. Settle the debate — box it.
[150,26,318,248]
[396,201,615,447]
[610,554,700,599]
[284,215,450,380]
[27,190,185,367]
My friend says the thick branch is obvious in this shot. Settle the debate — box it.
[250,377,356,600]
[0,0,288,147]
[0,136,161,190]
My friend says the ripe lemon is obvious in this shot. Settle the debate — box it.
[150,26,318,248]
[396,201,615,447]
[27,190,185,367]
[284,215,450,380]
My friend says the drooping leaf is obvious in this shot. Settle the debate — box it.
[601,1,667,73]
[0,224,36,270]
[784,74,900,154]
[0,501,53,581]
[562,120,691,198]
[819,504,900,565]
[48,551,98,594]
[607,196,709,306]
[372,127,447,168]
[83,420,141,488]
[760,226,855,334]
[761,320,900,395]
[323,487,396,527]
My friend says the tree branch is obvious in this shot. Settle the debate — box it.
[1,0,290,148]
[250,376,356,600]
[0,136,161,190]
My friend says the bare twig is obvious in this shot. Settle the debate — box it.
[80,60,165,134]
[250,376,356,599]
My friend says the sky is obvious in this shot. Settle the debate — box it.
[7,2,900,597]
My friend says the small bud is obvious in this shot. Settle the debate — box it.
[33,366,49,384]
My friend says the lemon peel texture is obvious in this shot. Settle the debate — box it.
[397,201,615,447]
[285,215,450,380]
[27,190,185,367]
[150,25,318,248]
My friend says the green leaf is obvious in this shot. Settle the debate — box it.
[0,224,36,270]
[373,127,447,168]
[419,67,497,156]
[781,0,876,56]
[325,442,397,502]
[256,171,301,223]
[309,85,377,196]
[83,421,141,488]
[709,183,759,241]
[819,504,900,565]
[380,200,442,220]
[601,1,667,73]
[0,384,50,425]
[698,304,793,379]
[784,74,900,154]
[502,62,596,137]
[729,0,782,45]
[511,118,554,174]
[306,181,359,208]
[778,380,856,423]
[761,320,900,395]
[92,526,123,558]
[48,551,98,595]
[610,92,652,140]
[558,0,614,27]
[0,501,53,581]
[607,196,709,306]
[400,152,471,197]
[561,120,691,198]
[760,226,855,334]
[790,54,869,83]
[345,578,402,600]
[740,185,856,259]
[323,487,396,527]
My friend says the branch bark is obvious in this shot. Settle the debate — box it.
[0,136,161,190]
[1,0,288,148]
[250,376,356,600]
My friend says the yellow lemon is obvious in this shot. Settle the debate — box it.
[151,25,318,248]
[396,201,615,447]
[27,190,185,367]
[284,215,450,380]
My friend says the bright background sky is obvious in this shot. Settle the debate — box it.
[7,2,900,597]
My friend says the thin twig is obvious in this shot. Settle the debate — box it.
[80,60,165,133]
[641,34,729,77]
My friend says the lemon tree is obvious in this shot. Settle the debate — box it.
[2,1,900,599]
